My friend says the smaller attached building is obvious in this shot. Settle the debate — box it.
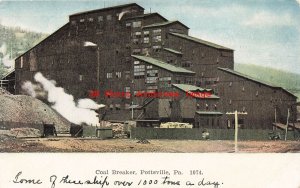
[217,67,297,130]
[171,84,221,126]
[0,69,15,94]
[128,55,195,121]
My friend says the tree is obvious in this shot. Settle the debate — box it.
[0,62,8,79]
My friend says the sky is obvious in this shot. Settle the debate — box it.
[0,0,299,74]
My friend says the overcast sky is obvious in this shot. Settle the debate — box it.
[0,0,299,74]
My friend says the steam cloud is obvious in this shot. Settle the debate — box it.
[77,99,105,110]
[21,81,37,97]
[0,43,14,68]
[118,10,130,20]
[0,43,7,55]
[22,72,105,126]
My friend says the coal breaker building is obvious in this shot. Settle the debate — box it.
[14,3,298,130]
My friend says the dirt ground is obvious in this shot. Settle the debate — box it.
[1,137,300,153]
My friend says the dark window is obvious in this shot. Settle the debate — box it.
[107,15,112,20]
[115,104,121,110]
[227,120,231,129]
[98,16,103,21]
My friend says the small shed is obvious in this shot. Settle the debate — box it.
[96,128,113,139]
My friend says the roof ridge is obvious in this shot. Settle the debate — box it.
[143,20,189,29]
[0,69,15,80]
[218,67,276,87]
[126,12,167,20]
[172,84,220,99]
[217,67,297,97]
[172,83,211,91]
[69,3,144,17]
[16,23,69,60]
[163,48,183,55]
[132,55,194,74]
[169,32,232,50]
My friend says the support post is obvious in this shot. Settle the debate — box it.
[234,110,238,152]
[97,48,100,95]
[274,107,277,131]
[226,111,248,153]
[285,108,290,141]
[131,101,134,120]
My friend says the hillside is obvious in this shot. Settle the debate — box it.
[0,24,48,77]
[235,63,300,100]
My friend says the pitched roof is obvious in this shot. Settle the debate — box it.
[143,21,189,29]
[218,67,297,98]
[196,111,223,115]
[16,23,69,60]
[173,84,209,92]
[126,13,167,21]
[70,3,144,17]
[132,55,195,74]
[169,32,232,50]
[0,69,15,80]
[172,84,220,99]
[163,48,183,55]
[218,67,276,87]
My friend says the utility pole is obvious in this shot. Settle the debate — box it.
[131,101,134,120]
[274,107,277,131]
[285,108,290,141]
[97,47,100,98]
[226,110,248,152]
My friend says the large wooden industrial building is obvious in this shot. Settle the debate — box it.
[14,3,298,129]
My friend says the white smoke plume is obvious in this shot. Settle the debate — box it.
[21,81,47,98]
[22,72,105,126]
[0,43,7,55]
[118,10,130,20]
[83,41,97,47]
[2,54,14,68]
[0,43,14,68]
[77,99,105,110]
[21,81,37,97]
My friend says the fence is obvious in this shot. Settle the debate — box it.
[131,128,300,141]
[0,121,43,131]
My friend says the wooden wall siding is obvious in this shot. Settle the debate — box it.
[216,69,297,129]
[164,34,234,89]
[14,4,297,128]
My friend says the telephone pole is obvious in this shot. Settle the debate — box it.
[285,108,290,141]
[226,110,248,152]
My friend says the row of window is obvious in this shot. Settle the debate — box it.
[132,36,161,44]
[196,103,218,110]
[146,77,158,84]
[146,70,158,77]
[133,61,152,69]
[159,77,172,88]
[132,45,162,55]
[132,29,160,36]
[195,118,248,129]
[106,72,122,79]
[194,77,219,86]
[71,17,143,32]
[72,14,142,24]
[71,15,112,25]
[132,29,162,43]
